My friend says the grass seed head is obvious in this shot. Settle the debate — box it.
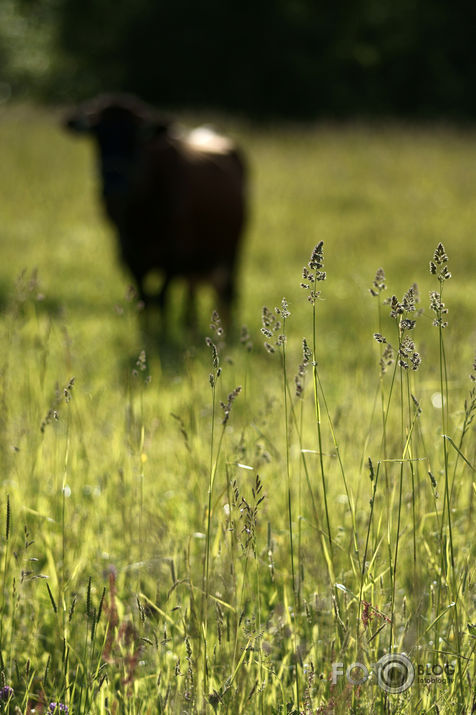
[430,242,452,282]
[379,343,394,375]
[302,338,312,364]
[398,336,421,370]
[368,457,374,481]
[205,337,219,368]
[280,297,290,318]
[210,310,224,337]
[261,305,286,351]
[301,243,326,303]
[428,471,438,495]
[402,283,419,312]
[63,377,75,402]
[40,407,59,433]
[389,295,404,318]
[308,241,325,274]
[370,267,386,296]
[429,290,448,328]
[240,325,253,351]
[136,350,146,371]
[411,394,422,415]
[220,385,242,425]
[295,375,304,398]
[295,338,312,397]
[361,600,374,628]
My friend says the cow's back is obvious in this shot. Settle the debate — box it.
[132,132,246,279]
[181,145,245,275]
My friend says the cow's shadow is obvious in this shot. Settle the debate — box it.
[116,318,226,388]
[115,288,245,383]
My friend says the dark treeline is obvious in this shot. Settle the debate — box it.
[2,0,476,118]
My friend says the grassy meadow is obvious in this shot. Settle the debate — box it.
[0,105,475,713]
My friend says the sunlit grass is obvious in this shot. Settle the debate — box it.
[0,106,474,712]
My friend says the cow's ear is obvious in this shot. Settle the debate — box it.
[63,111,96,134]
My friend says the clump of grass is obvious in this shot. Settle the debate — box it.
[0,238,474,713]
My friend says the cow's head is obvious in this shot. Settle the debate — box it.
[65,94,168,197]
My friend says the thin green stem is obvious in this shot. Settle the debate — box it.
[281,326,296,605]
[312,302,333,564]
[203,418,226,694]
[280,316,300,709]
[284,379,334,584]
[436,294,465,706]
[202,372,217,694]
[358,461,381,647]
[315,371,361,573]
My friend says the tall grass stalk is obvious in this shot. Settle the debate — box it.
[285,359,333,586]
[315,370,360,572]
[203,321,241,700]
[371,283,422,649]
[262,299,300,706]
[357,458,380,642]
[279,300,296,605]
[429,243,465,706]
[202,334,221,695]
[301,243,334,567]
[370,269,392,519]
[278,300,301,710]
[0,495,11,656]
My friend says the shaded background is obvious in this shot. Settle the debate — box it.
[1,0,476,118]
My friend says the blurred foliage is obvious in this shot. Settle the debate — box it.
[1,0,476,117]
[0,0,59,100]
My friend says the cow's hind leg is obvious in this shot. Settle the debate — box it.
[130,268,171,336]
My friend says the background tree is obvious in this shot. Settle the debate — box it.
[2,0,476,118]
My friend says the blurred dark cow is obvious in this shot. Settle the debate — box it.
[64,94,246,326]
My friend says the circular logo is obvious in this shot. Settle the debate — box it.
[376,653,415,694]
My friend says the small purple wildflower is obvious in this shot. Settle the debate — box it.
[49,703,69,713]
[0,686,14,700]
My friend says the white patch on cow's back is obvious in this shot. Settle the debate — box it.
[185,126,234,154]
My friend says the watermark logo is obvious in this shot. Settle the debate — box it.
[332,653,415,693]
[376,653,414,693]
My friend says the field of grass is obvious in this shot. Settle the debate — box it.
[0,105,475,713]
